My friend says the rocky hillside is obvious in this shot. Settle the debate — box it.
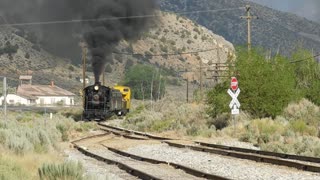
[0,11,234,93]
[110,11,234,85]
[159,0,320,55]
[0,27,83,93]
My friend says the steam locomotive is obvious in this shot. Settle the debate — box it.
[82,82,131,121]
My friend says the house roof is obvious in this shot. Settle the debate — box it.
[17,85,75,98]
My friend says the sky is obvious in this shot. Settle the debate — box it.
[248,0,320,23]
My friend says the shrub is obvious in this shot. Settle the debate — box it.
[68,65,74,71]
[0,156,30,180]
[160,37,166,43]
[283,98,320,126]
[122,99,210,137]
[105,64,112,73]
[207,113,230,130]
[56,124,69,141]
[193,27,200,34]
[38,161,84,180]
[25,53,30,59]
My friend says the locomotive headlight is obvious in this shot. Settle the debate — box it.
[94,85,99,91]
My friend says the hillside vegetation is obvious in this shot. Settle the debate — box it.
[160,0,320,55]
[0,11,234,93]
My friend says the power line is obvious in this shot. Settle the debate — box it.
[290,53,320,63]
[0,7,244,27]
[113,48,219,57]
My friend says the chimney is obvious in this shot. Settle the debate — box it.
[51,80,54,87]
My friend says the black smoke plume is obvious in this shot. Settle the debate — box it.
[0,0,157,82]
[80,0,157,82]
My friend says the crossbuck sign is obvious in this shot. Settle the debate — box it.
[228,88,240,115]
[228,77,241,115]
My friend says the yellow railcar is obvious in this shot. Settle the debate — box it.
[113,85,131,114]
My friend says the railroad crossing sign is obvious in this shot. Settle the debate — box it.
[228,88,240,109]
[230,77,238,91]
[229,77,240,115]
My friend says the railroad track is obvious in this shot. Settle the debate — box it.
[96,123,320,174]
[71,129,230,180]
[98,123,173,140]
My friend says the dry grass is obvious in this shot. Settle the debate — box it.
[0,110,97,179]
[0,150,62,180]
[123,97,215,137]
[218,99,320,157]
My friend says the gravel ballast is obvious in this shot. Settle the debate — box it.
[125,144,320,180]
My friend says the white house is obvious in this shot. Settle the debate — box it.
[0,94,33,106]
[6,75,77,106]
[16,83,75,106]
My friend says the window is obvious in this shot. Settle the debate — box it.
[40,98,44,105]
[51,98,55,104]
[61,98,66,105]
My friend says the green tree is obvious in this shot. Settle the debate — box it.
[123,65,166,100]
[207,47,298,118]
[291,49,320,105]
[207,81,230,118]
[105,64,113,73]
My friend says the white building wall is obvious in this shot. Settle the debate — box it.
[0,94,29,105]
[35,96,74,106]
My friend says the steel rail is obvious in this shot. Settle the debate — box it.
[98,123,174,140]
[73,145,160,180]
[98,126,148,140]
[96,124,320,173]
[195,141,320,163]
[165,141,320,173]
[101,145,231,180]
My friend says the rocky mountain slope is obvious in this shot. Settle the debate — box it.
[0,11,234,93]
[159,0,320,55]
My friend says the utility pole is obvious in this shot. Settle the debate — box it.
[240,5,258,51]
[157,68,162,102]
[81,43,87,89]
[150,72,154,110]
[186,77,189,103]
[102,72,105,86]
[3,77,7,121]
[199,59,203,100]
[216,46,221,84]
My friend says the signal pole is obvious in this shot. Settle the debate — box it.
[240,5,258,51]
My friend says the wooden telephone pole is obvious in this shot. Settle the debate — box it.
[240,5,258,51]
[2,77,6,121]
[81,43,87,89]
[199,59,203,100]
